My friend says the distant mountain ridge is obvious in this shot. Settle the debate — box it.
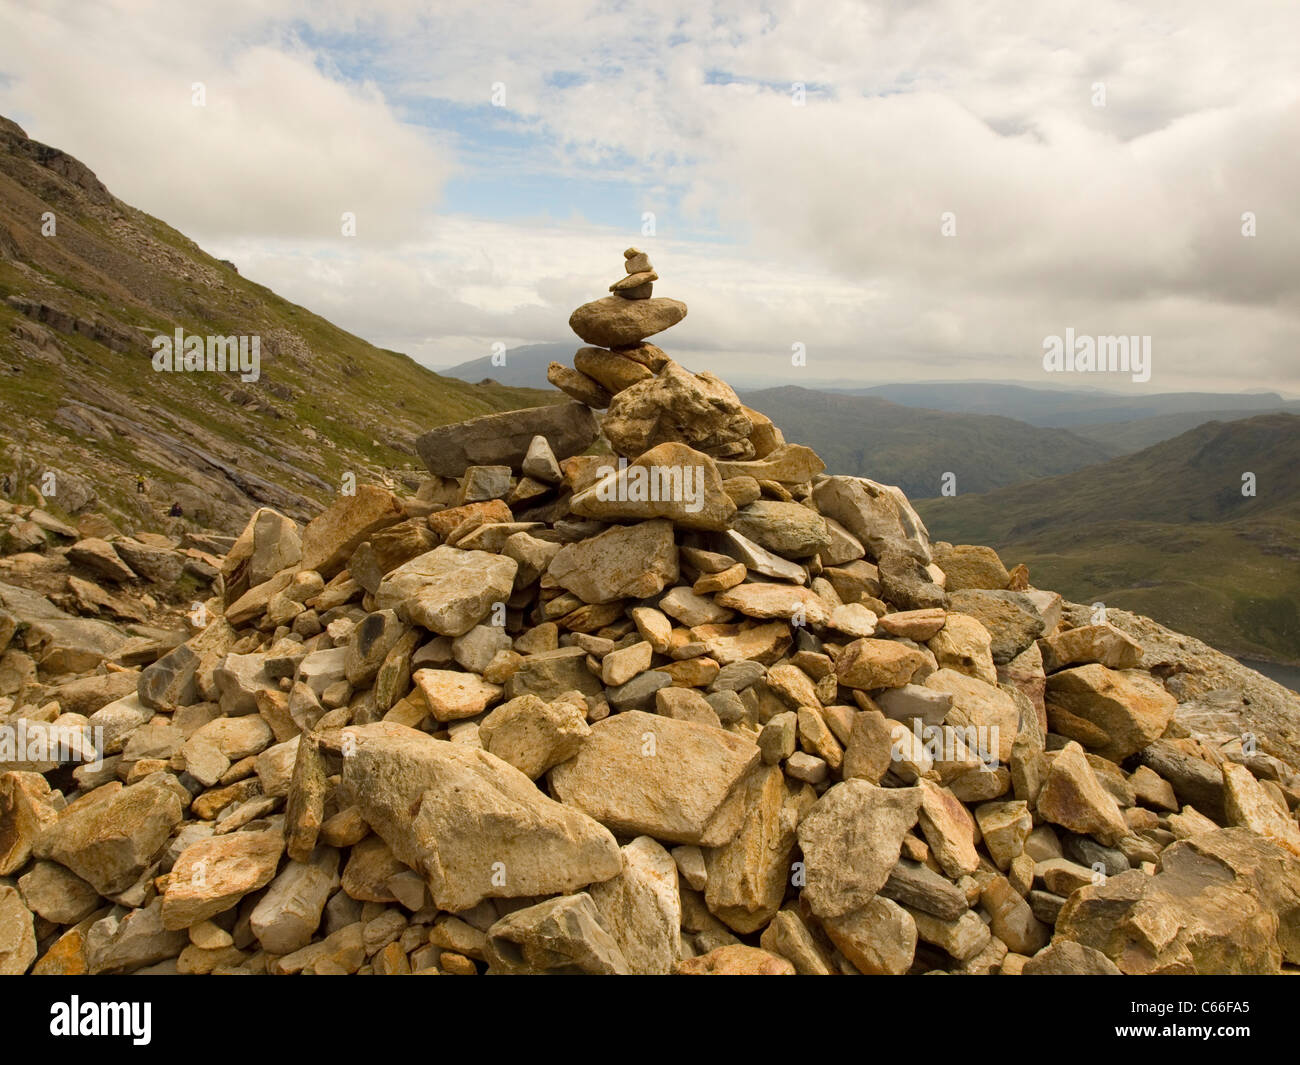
[737,385,1122,497]
[439,342,574,388]
[842,381,1297,427]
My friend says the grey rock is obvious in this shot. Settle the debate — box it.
[416,403,599,478]
[880,858,968,920]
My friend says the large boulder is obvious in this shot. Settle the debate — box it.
[376,546,518,636]
[1045,664,1175,761]
[1055,828,1300,974]
[601,363,752,459]
[335,723,622,911]
[549,710,760,846]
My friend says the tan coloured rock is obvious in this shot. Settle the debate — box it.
[676,943,795,975]
[163,828,285,929]
[1039,623,1144,672]
[1045,664,1174,761]
[547,361,612,407]
[715,444,825,485]
[570,443,736,531]
[715,583,830,626]
[877,607,946,640]
[974,800,1033,870]
[796,780,922,918]
[376,546,518,637]
[928,613,998,686]
[931,544,1010,590]
[412,669,503,722]
[478,694,590,778]
[1036,742,1130,846]
[824,896,917,975]
[759,909,835,975]
[550,710,759,847]
[601,363,752,458]
[300,485,403,578]
[588,835,682,974]
[1222,761,1300,857]
[548,519,678,604]
[0,771,58,875]
[923,668,1019,765]
[917,780,980,877]
[835,638,928,691]
[569,295,688,348]
[35,777,184,896]
[731,501,830,559]
[338,723,621,911]
[574,346,655,393]
[486,892,630,974]
[0,885,37,974]
[703,765,798,933]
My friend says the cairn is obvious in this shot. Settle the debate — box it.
[2,252,1300,977]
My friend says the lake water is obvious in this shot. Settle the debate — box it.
[1235,658,1300,693]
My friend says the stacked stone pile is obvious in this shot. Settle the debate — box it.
[2,252,1300,976]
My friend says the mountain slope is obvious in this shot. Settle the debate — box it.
[915,414,1300,663]
[739,385,1122,497]
[1069,406,1300,453]
[0,116,552,533]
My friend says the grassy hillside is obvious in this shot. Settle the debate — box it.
[916,414,1300,663]
[0,115,553,532]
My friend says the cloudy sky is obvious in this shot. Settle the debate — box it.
[1,0,1297,393]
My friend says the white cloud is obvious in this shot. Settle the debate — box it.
[0,0,1296,393]
[0,1,450,241]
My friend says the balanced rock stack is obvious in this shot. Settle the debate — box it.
[3,256,1300,977]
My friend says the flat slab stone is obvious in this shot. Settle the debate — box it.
[415,403,599,478]
[569,295,687,347]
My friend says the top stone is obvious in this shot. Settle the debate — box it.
[624,248,653,273]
